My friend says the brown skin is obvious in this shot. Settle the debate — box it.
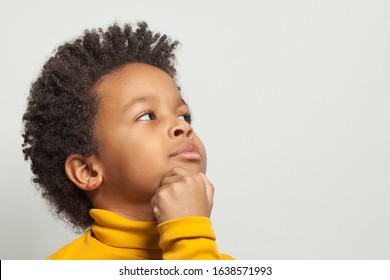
[65,63,213,224]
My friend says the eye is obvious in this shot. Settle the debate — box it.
[137,111,156,121]
[178,113,192,124]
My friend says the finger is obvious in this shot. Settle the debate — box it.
[163,166,195,178]
[200,173,214,209]
[160,175,184,187]
[159,167,196,188]
[152,205,161,223]
[149,194,157,209]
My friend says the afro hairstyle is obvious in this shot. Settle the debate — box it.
[22,22,179,231]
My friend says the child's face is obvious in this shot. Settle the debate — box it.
[93,63,207,207]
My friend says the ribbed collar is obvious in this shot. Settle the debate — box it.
[90,209,162,258]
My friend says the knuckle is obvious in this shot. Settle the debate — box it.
[196,173,205,185]
[182,175,193,184]
[171,166,183,174]
[153,191,166,203]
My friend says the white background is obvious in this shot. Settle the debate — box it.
[0,0,389,259]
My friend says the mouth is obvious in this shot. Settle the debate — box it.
[170,143,202,161]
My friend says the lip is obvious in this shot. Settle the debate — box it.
[170,143,202,161]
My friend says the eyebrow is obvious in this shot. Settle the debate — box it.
[122,95,188,113]
[122,96,159,113]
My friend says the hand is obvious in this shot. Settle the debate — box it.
[150,166,214,224]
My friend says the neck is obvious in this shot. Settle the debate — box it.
[87,184,157,221]
[102,205,156,221]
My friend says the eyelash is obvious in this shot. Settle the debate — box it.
[137,110,156,121]
[137,110,192,124]
[181,113,192,124]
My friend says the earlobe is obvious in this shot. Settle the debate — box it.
[65,154,103,191]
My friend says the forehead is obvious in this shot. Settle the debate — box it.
[95,63,183,108]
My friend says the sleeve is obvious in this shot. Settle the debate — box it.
[157,216,234,260]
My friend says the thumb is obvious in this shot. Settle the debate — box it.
[200,173,214,210]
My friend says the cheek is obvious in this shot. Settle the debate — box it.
[123,140,166,175]
[102,144,165,196]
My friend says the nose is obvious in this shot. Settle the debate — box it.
[168,119,194,139]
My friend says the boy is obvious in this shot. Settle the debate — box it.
[22,22,233,260]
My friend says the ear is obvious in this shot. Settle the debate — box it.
[65,154,103,191]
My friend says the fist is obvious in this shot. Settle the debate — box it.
[150,166,214,224]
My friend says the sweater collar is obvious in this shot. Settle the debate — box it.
[90,209,160,251]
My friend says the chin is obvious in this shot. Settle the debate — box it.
[186,162,206,174]
[171,161,205,173]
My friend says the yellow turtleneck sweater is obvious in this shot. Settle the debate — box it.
[47,209,233,260]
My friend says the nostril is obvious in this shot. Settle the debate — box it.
[174,129,183,137]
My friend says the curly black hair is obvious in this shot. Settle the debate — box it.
[22,22,179,231]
